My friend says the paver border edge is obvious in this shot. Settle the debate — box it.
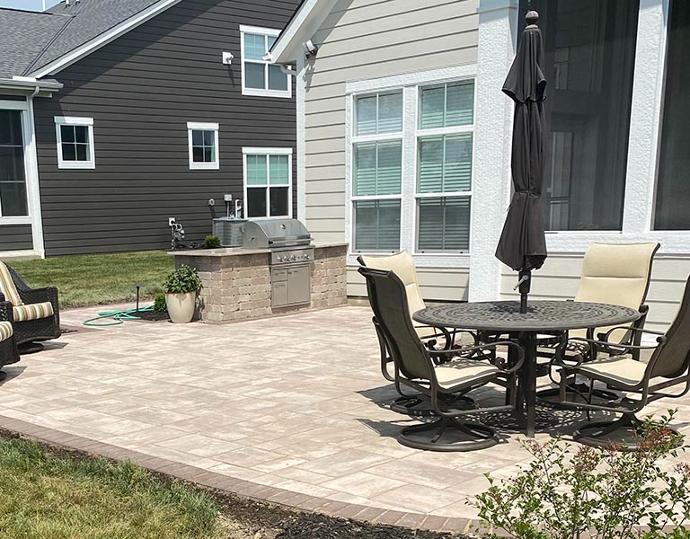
[0,414,486,535]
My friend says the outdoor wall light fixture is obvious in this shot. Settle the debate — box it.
[304,40,318,58]
[222,52,234,65]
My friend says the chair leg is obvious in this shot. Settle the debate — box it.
[398,417,498,452]
[573,413,681,452]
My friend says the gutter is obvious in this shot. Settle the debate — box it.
[0,77,63,96]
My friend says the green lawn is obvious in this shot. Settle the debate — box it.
[0,436,226,539]
[8,251,174,309]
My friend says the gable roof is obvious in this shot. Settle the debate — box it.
[0,9,71,79]
[0,0,181,80]
[269,0,337,64]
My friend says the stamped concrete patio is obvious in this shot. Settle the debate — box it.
[1,304,689,531]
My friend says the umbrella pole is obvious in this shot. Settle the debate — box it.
[519,269,531,314]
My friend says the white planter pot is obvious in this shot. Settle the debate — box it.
[165,292,196,323]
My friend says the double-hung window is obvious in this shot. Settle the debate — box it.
[351,92,403,252]
[0,108,28,217]
[243,147,292,218]
[187,122,219,170]
[240,25,290,98]
[55,116,95,170]
[415,81,474,252]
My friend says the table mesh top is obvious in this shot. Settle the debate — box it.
[414,300,640,332]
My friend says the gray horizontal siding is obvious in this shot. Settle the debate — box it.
[33,0,299,256]
[303,0,478,248]
[0,225,33,252]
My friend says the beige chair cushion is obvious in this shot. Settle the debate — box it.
[359,251,435,339]
[571,243,658,342]
[578,354,647,388]
[434,359,499,389]
[0,321,12,342]
[13,302,54,322]
[0,261,22,306]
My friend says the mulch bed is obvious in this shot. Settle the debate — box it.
[212,490,465,539]
[134,310,170,322]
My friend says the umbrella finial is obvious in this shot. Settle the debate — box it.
[525,10,539,26]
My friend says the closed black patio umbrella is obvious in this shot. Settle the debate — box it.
[495,10,548,314]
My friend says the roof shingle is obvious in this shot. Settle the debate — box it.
[0,0,166,79]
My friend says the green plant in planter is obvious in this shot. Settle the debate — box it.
[153,293,167,312]
[204,235,221,249]
[163,265,202,294]
[473,411,690,539]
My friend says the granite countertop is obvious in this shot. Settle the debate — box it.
[168,242,348,257]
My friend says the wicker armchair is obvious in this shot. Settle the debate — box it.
[359,266,524,452]
[0,301,19,380]
[0,262,60,347]
[557,275,690,450]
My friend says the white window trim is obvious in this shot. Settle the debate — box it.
[55,116,95,170]
[350,91,405,255]
[242,146,293,219]
[413,81,475,255]
[187,122,219,170]
[0,98,45,257]
[240,25,292,99]
[0,101,30,223]
[344,64,477,269]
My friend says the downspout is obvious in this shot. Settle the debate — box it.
[27,84,46,258]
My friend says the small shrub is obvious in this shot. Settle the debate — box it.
[163,265,202,294]
[203,235,221,249]
[153,293,167,312]
[474,411,690,539]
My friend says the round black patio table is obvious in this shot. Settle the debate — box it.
[413,300,640,437]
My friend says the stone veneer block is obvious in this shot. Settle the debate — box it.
[171,244,347,323]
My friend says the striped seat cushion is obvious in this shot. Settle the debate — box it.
[0,321,12,342]
[13,302,54,322]
[0,262,22,306]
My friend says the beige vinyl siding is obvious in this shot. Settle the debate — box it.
[499,253,690,332]
[304,0,478,299]
[348,265,469,301]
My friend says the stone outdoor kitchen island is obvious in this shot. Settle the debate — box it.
[170,243,348,323]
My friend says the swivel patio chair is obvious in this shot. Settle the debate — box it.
[359,266,525,451]
[359,251,474,416]
[358,251,471,350]
[0,261,60,350]
[0,300,19,381]
[557,275,690,451]
[538,242,659,401]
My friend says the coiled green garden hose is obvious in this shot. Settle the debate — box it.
[83,305,154,327]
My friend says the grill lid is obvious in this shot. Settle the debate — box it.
[242,219,311,249]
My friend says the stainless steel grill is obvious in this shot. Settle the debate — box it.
[242,219,314,308]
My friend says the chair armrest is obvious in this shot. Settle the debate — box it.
[597,325,665,342]
[431,340,525,374]
[0,300,13,323]
[564,336,665,370]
